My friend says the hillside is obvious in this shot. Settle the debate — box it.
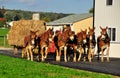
[4,9,72,22]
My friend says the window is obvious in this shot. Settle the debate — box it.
[108,28,116,41]
[106,0,113,5]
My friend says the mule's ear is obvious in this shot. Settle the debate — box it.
[100,26,102,30]
[106,26,108,29]
[35,30,39,33]
[30,30,33,33]
[48,27,52,30]
[93,27,95,30]
[52,27,54,30]
[85,29,87,32]
[89,27,91,30]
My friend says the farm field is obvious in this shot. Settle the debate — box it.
[0,28,10,36]
[0,28,11,47]
[0,54,116,78]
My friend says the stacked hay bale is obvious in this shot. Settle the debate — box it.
[8,20,46,47]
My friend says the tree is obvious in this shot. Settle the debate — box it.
[89,8,94,13]
[0,21,4,27]
[0,18,6,27]
[13,15,20,21]
[42,17,51,22]
[0,12,4,18]
[4,9,70,22]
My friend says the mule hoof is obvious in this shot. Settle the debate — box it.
[89,60,91,62]
[73,58,76,62]
[64,58,67,62]
[78,58,80,62]
[56,56,60,62]
[101,60,104,62]
[27,58,30,60]
[107,60,110,62]
[44,56,47,59]
[73,60,76,62]
[68,57,70,61]
[83,58,86,62]
[89,58,92,62]
[41,58,45,62]
[64,60,67,62]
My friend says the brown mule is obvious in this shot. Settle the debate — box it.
[67,31,77,62]
[38,28,55,61]
[76,31,83,62]
[23,30,38,61]
[88,27,96,62]
[55,27,72,62]
[82,29,89,62]
[97,26,110,62]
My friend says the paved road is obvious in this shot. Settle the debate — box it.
[0,48,120,76]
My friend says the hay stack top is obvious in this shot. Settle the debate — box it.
[8,20,46,47]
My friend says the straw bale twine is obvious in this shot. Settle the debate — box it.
[8,20,46,47]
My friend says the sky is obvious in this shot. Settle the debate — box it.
[0,0,93,14]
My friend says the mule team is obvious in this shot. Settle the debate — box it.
[22,26,110,62]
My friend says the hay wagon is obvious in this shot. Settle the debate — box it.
[8,20,46,55]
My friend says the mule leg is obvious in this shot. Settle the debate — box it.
[73,46,77,62]
[13,46,18,55]
[77,51,81,62]
[44,47,48,59]
[73,51,76,62]
[57,47,63,62]
[56,47,61,62]
[88,49,91,62]
[26,48,30,60]
[22,48,26,58]
[91,49,95,61]
[30,51,33,61]
[77,47,83,61]
[41,47,44,61]
[101,50,104,62]
[37,46,40,62]
[56,48,59,62]
[83,47,88,62]
[64,46,67,62]
[30,47,33,61]
[106,47,110,62]
[97,50,100,61]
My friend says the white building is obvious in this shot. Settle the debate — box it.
[94,0,120,58]
[32,13,40,20]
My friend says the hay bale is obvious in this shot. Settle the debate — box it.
[8,20,46,47]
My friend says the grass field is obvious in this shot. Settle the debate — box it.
[0,54,116,78]
[0,28,10,47]
[0,28,10,36]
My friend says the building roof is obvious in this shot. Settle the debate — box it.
[47,13,93,26]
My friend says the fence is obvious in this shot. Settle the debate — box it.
[0,36,11,47]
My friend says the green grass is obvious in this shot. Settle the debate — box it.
[0,28,10,36]
[0,54,115,78]
[0,28,11,47]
